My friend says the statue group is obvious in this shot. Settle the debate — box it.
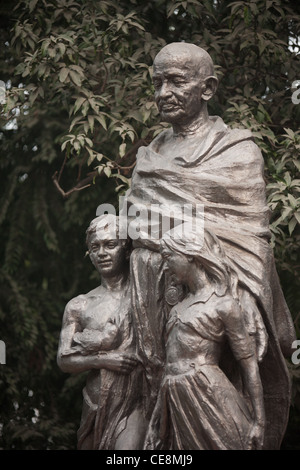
[57,43,296,450]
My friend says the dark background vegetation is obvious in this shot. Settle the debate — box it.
[0,0,299,450]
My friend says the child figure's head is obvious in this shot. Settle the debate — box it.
[160,223,237,297]
[86,214,131,279]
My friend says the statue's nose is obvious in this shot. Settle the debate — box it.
[97,245,106,256]
[159,81,172,98]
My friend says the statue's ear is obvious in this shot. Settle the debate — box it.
[201,76,218,101]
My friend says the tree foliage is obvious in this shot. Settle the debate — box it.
[0,0,299,449]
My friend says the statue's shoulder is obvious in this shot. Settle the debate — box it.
[214,294,241,322]
[226,124,259,148]
[134,128,172,164]
[224,124,264,165]
[148,128,172,149]
[207,117,262,163]
[65,294,88,315]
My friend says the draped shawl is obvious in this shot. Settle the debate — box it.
[122,116,295,449]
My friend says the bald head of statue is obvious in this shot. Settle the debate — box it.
[154,43,215,79]
[152,42,218,130]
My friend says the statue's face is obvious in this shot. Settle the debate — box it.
[160,244,191,283]
[88,229,127,277]
[153,53,205,125]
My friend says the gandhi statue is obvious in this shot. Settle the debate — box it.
[121,42,296,450]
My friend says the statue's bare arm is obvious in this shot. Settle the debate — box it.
[222,297,266,449]
[57,299,140,375]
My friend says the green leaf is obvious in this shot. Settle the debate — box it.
[95,115,107,130]
[281,207,293,220]
[85,137,93,147]
[294,212,300,224]
[116,173,130,184]
[57,43,66,56]
[290,179,300,189]
[73,96,86,114]
[244,6,251,24]
[104,166,111,178]
[69,116,83,132]
[29,0,39,13]
[69,70,82,86]
[59,67,69,83]
[283,128,295,140]
[87,147,96,165]
[119,143,126,158]
[288,194,299,209]
[288,217,297,235]
[115,184,125,192]
[284,172,292,186]
[88,115,94,133]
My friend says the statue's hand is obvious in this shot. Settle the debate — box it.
[100,352,141,374]
[247,422,264,450]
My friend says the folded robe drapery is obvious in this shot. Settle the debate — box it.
[122,116,296,449]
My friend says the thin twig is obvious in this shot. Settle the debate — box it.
[52,171,95,199]
[52,136,148,198]
[58,153,68,183]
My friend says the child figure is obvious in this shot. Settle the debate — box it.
[57,214,147,450]
[144,224,265,450]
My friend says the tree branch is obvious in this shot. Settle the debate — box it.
[52,170,96,199]
[52,137,149,198]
